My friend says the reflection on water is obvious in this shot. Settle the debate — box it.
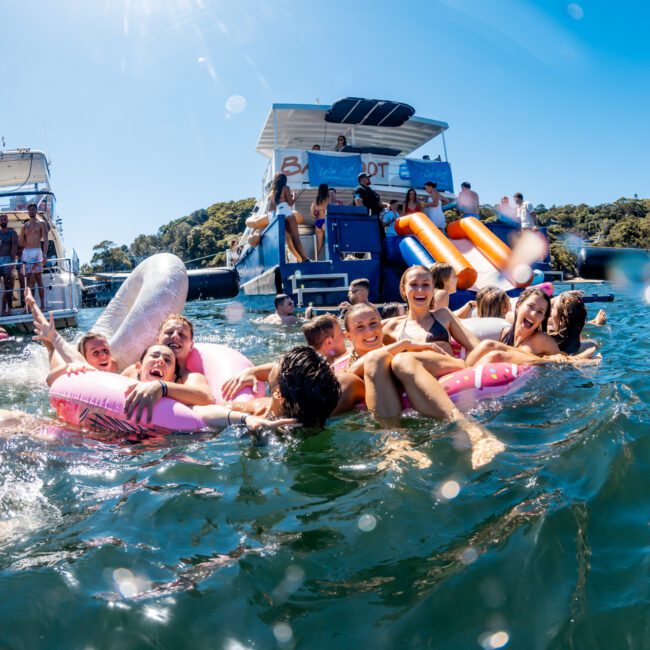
[0,289,648,648]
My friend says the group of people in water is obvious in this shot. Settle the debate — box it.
[1,256,605,469]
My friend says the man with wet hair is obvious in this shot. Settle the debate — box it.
[221,345,347,429]
[339,278,371,313]
[302,314,347,363]
[263,294,297,325]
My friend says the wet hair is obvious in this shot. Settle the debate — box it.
[274,293,292,309]
[315,183,329,206]
[500,287,551,346]
[138,344,179,381]
[271,173,288,205]
[550,292,587,355]
[159,314,194,339]
[476,286,510,318]
[277,346,341,428]
[302,314,340,349]
[430,262,455,290]
[399,265,432,301]
[77,332,110,357]
[349,278,370,292]
[461,182,471,189]
[381,303,404,319]
[343,302,381,331]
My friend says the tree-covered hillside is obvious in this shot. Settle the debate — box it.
[81,196,649,277]
[81,198,256,273]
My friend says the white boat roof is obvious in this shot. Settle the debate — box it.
[256,102,448,158]
[0,150,51,189]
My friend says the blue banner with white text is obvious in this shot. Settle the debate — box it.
[404,160,454,192]
[307,152,362,188]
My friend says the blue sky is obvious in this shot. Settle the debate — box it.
[2,0,648,263]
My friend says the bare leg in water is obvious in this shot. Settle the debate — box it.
[364,349,505,469]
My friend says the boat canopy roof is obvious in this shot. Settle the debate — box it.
[0,150,51,190]
[256,98,448,158]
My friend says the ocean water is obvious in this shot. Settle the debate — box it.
[0,287,648,650]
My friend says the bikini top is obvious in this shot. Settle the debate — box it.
[398,314,450,343]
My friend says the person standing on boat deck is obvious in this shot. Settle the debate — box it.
[311,183,330,259]
[335,135,347,152]
[0,214,19,316]
[402,188,423,216]
[311,144,321,151]
[381,200,401,236]
[457,182,480,217]
[268,172,310,263]
[19,203,48,311]
[262,294,298,325]
[354,173,382,217]
[513,192,539,231]
[328,187,343,206]
[422,181,449,230]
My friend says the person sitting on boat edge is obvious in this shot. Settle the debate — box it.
[457,181,480,217]
[268,172,311,263]
[302,314,347,365]
[311,183,329,259]
[262,294,298,325]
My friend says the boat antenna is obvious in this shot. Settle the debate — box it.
[42,123,51,163]
[1,137,5,151]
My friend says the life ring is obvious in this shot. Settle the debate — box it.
[91,254,188,369]
[49,343,265,435]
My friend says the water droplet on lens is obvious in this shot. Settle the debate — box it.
[225,95,247,113]
[225,301,245,322]
[460,546,478,565]
[358,513,377,532]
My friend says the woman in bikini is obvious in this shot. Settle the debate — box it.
[311,183,329,259]
[268,173,310,262]
[383,265,480,356]
[402,188,422,216]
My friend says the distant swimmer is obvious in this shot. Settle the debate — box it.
[19,203,48,311]
[262,294,298,325]
[457,181,480,217]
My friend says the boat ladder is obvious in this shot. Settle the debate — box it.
[288,272,349,307]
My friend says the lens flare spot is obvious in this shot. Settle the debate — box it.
[226,95,247,114]
[358,513,377,532]
[440,480,460,499]
[272,622,293,643]
[567,3,584,20]
[479,630,510,649]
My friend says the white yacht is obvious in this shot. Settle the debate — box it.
[0,149,80,331]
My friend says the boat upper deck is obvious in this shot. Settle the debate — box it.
[256,99,449,157]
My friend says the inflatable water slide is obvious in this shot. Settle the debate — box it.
[395,214,533,291]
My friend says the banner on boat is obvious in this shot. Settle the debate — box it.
[404,160,454,192]
[272,149,452,190]
[307,152,362,188]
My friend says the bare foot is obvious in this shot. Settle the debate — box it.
[378,436,432,472]
[470,434,506,469]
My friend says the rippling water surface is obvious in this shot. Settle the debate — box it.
[1,287,648,649]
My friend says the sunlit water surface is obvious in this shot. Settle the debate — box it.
[0,288,648,649]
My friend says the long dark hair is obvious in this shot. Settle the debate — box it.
[316,183,329,206]
[337,135,347,148]
[271,173,288,205]
[550,292,587,354]
[404,187,419,208]
[500,287,551,346]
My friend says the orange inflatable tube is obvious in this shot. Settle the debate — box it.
[447,217,532,287]
[395,213,477,289]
